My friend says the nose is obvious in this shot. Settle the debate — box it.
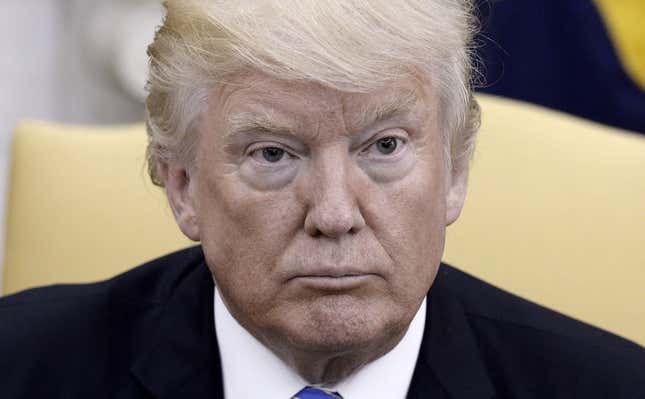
[303,149,366,238]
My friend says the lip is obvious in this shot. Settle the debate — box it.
[288,273,379,291]
[289,265,376,279]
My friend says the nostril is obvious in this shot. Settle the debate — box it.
[304,207,365,238]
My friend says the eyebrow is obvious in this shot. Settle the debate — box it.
[226,111,298,140]
[224,89,420,140]
[351,89,420,129]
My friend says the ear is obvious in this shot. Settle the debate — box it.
[156,161,201,241]
[445,161,469,226]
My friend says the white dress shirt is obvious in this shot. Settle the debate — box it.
[214,286,426,399]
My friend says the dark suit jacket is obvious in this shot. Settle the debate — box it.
[1,246,644,398]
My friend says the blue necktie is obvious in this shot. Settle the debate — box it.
[292,386,343,399]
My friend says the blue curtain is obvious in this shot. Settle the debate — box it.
[475,0,645,135]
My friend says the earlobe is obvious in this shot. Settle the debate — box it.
[159,161,201,241]
[445,164,469,226]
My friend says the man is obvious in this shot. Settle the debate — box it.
[1,0,643,398]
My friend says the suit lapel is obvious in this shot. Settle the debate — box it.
[408,265,496,399]
[129,255,494,399]
[130,260,224,398]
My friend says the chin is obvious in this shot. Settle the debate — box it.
[283,295,402,354]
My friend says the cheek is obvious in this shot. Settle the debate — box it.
[195,171,303,304]
[367,156,447,296]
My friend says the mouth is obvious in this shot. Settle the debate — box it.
[288,270,381,291]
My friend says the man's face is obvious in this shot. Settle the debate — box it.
[167,70,466,361]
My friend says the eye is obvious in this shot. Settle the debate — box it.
[375,137,397,154]
[248,145,295,165]
[363,136,405,157]
[357,131,415,182]
[260,147,285,162]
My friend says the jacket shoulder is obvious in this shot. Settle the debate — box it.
[0,245,203,307]
[0,246,204,396]
[436,264,645,396]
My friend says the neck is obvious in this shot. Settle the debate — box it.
[258,326,409,385]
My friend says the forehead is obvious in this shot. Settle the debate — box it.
[209,71,436,130]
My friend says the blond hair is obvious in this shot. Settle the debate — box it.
[146,0,480,186]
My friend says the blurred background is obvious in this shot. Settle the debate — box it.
[477,0,645,133]
[0,0,162,272]
[0,0,643,339]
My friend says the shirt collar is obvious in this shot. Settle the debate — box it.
[214,286,426,399]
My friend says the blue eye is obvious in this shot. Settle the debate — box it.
[375,137,397,155]
[249,145,295,165]
[365,136,405,157]
[261,147,285,162]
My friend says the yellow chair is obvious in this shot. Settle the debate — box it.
[3,95,644,345]
[444,96,645,345]
[2,122,192,295]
